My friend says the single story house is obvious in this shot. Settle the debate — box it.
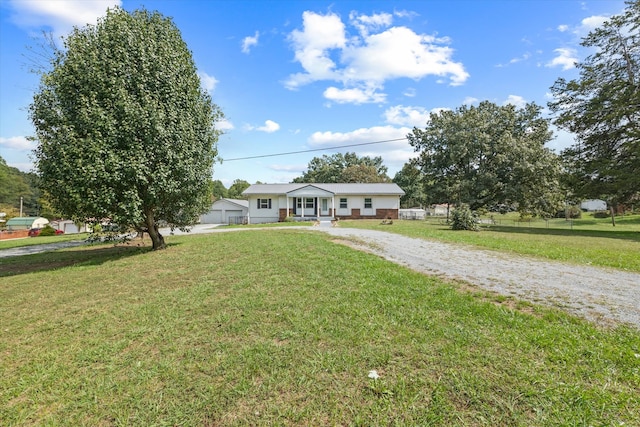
[242,183,405,224]
[6,217,49,230]
[200,198,249,224]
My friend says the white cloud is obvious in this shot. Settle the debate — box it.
[285,10,468,103]
[503,95,527,108]
[323,86,386,104]
[242,31,259,54]
[557,24,569,32]
[403,87,416,97]
[254,120,280,133]
[0,136,35,150]
[579,15,608,34]
[349,11,393,36]
[308,125,415,171]
[462,96,479,105]
[198,71,218,93]
[286,11,346,89]
[217,118,234,131]
[383,105,439,127]
[546,47,578,70]
[8,0,121,38]
[309,125,409,146]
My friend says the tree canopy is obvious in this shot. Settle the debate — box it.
[227,179,251,199]
[0,156,41,217]
[293,152,390,183]
[549,0,639,221]
[407,101,562,217]
[30,8,223,249]
[392,161,426,208]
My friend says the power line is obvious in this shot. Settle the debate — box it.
[222,137,409,162]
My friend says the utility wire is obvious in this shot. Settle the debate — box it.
[222,137,408,162]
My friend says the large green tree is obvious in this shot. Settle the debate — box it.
[293,152,390,183]
[393,161,426,208]
[549,0,639,225]
[227,179,251,199]
[30,8,223,249]
[407,101,562,217]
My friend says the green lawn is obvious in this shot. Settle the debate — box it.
[341,216,640,272]
[1,230,638,426]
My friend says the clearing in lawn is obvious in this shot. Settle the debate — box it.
[1,230,639,426]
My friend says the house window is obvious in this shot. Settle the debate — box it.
[296,198,302,208]
[305,198,314,208]
[364,198,372,209]
[340,198,348,209]
[257,198,271,209]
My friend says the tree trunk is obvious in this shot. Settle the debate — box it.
[609,203,616,227]
[145,211,166,250]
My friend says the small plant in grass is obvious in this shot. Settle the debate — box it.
[451,206,479,231]
[367,370,393,397]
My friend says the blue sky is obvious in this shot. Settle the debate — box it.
[0,0,627,187]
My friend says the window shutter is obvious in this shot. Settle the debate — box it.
[268,199,272,209]
[257,199,260,209]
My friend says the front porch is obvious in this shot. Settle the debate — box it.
[280,186,337,222]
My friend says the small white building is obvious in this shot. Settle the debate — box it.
[399,208,426,220]
[200,198,249,224]
[50,220,88,234]
[580,199,607,211]
[5,216,49,230]
[242,183,404,224]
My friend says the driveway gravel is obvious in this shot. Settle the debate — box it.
[310,226,640,329]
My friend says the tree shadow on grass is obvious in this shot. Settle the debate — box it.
[0,242,180,278]
[481,224,640,243]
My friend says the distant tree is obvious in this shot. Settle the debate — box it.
[227,179,250,199]
[211,180,228,200]
[30,8,223,249]
[393,161,426,208]
[549,0,639,225]
[293,152,390,183]
[0,156,39,216]
[408,101,563,217]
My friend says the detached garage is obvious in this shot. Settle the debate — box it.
[200,199,249,224]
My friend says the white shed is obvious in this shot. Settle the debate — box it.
[580,199,607,211]
[200,199,249,224]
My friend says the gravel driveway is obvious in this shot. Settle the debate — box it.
[311,227,640,329]
[3,224,638,328]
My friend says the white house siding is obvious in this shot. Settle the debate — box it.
[248,194,280,224]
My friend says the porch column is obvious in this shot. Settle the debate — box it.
[332,196,335,218]
[286,197,290,217]
[316,197,320,218]
[301,197,304,218]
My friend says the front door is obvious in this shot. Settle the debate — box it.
[320,198,329,216]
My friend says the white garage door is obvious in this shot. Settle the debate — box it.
[201,210,223,224]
